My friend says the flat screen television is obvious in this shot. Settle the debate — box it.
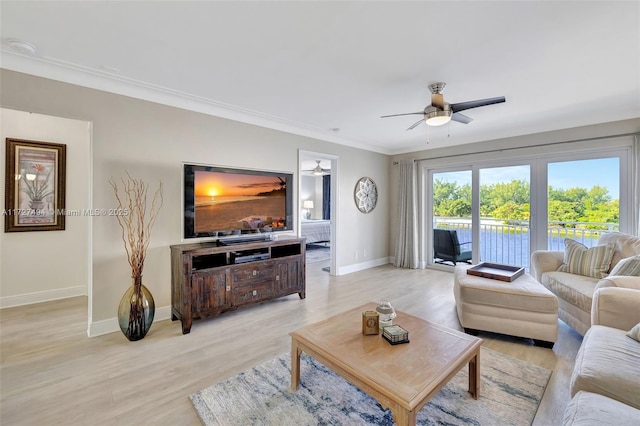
[183,163,294,240]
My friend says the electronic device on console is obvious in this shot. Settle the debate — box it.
[230,249,271,264]
[216,235,272,246]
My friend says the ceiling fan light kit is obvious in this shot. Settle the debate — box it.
[303,160,329,176]
[424,106,452,127]
[312,163,324,175]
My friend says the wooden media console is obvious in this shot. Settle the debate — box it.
[170,236,306,334]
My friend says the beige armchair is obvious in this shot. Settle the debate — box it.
[570,287,640,409]
[531,232,640,335]
[563,287,640,424]
[591,286,640,331]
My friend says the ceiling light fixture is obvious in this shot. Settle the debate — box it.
[424,105,452,126]
[311,160,324,176]
[8,39,37,56]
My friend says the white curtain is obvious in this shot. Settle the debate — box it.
[394,159,419,268]
[633,135,640,236]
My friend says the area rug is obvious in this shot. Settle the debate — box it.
[305,244,330,263]
[190,347,551,425]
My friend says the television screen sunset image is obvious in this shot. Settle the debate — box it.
[194,170,287,233]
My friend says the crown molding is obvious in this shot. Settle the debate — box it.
[0,51,391,155]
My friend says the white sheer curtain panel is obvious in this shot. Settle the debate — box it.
[394,159,419,268]
[633,135,640,236]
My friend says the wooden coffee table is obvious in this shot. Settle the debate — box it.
[290,302,483,425]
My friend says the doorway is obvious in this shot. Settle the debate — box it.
[299,150,338,275]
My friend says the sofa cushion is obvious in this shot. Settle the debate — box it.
[627,322,640,342]
[609,255,640,276]
[597,232,640,272]
[563,391,640,426]
[558,239,614,279]
[570,325,640,409]
[542,271,599,312]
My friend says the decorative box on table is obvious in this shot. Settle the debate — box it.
[362,310,379,335]
[382,324,409,345]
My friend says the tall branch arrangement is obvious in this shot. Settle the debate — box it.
[110,173,163,279]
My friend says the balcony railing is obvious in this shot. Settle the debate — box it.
[434,217,619,269]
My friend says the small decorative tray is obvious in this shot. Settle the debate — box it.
[466,262,524,282]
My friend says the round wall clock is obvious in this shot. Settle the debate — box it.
[354,177,378,213]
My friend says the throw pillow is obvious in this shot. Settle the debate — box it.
[609,255,640,276]
[627,323,640,343]
[557,239,614,279]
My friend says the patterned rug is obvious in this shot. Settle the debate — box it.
[190,347,551,425]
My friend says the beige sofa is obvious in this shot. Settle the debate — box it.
[563,287,640,425]
[531,232,640,335]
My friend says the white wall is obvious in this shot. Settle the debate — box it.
[0,69,390,335]
[300,174,324,219]
[300,175,316,218]
[0,108,90,307]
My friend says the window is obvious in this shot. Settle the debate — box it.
[423,141,631,270]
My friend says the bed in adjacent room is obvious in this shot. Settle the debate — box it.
[301,219,331,244]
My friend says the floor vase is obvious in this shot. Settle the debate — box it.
[118,276,155,341]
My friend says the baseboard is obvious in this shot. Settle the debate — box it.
[337,257,390,275]
[0,285,87,309]
[88,305,172,337]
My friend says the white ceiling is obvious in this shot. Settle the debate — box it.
[1,1,639,155]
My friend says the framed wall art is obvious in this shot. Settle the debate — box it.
[4,138,66,232]
[354,176,377,213]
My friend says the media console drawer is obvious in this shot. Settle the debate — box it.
[170,238,306,334]
[231,262,275,283]
[232,279,275,305]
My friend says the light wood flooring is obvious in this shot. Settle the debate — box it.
[0,261,583,425]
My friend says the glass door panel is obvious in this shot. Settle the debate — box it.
[432,170,472,265]
[547,158,620,250]
[479,165,530,268]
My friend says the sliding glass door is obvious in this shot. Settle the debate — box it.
[426,147,628,270]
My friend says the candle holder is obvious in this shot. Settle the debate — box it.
[376,300,396,329]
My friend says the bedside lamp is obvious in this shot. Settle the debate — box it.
[302,200,314,219]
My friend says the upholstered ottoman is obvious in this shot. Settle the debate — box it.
[453,265,559,347]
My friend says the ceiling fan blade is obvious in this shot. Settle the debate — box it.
[406,119,424,131]
[431,93,445,109]
[451,112,473,124]
[450,96,505,113]
[381,112,424,118]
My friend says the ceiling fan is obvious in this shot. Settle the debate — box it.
[303,160,330,176]
[381,82,506,130]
